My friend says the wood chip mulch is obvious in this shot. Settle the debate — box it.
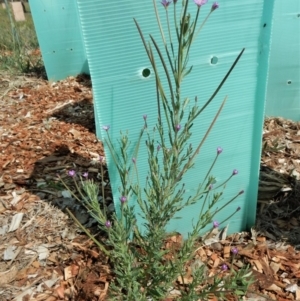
[1,72,300,300]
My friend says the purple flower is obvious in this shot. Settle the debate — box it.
[211,1,219,11]
[157,145,161,152]
[105,220,111,228]
[120,196,127,203]
[68,170,76,177]
[231,247,238,255]
[213,221,219,228]
[161,0,172,8]
[99,155,105,163]
[217,147,223,155]
[132,158,136,164]
[221,264,228,271]
[102,125,110,131]
[143,114,147,121]
[82,172,88,178]
[232,169,238,176]
[238,190,244,195]
[194,0,208,7]
[175,124,181,132]
[209,184,213,190]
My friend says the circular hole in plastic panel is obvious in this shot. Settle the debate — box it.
[210,56,218,65]
[142,68,151,78]
[287,80,292,85]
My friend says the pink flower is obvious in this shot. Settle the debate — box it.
[194,0,208,7]
[105,220,111,228]
[221,264,228,271]
[68,170,76,177]
[231,247,238,255]
[217,147,223,155]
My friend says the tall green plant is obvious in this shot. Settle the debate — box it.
[61,1,253,300]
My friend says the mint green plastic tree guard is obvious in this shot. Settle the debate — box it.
[265,0,300,121]
[29,0,89,80]
[76,0,274,237]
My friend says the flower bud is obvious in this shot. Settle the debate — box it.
[175,124,181,132]
[211,2,219,11]
[213,221,219,228]
[161,0,172,9]
[105,220,111,228]
[102,125,110,131]
[120,196,127,203]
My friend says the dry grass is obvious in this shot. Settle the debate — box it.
[0,3,44,76]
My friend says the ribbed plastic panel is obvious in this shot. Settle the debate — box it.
[265,0,300,120]
[29,0,89,80]
[77,0,274,236]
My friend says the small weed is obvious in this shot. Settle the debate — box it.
[262,137,285,153]
[0,4,45,76]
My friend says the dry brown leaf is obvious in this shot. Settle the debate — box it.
[223,245,230,258]
[56,284,65,299]
[0,265,18,285]
[252,259,264,273]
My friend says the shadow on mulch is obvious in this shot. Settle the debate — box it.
[51,74,95,133]
[29,145,111,227]
[51,98,96,133]
[256,165,300,248]
[31,73,108,227]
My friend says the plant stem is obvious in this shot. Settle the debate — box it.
[153,0,166,46]
[175,95,227,182]
[66,208,110,256]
